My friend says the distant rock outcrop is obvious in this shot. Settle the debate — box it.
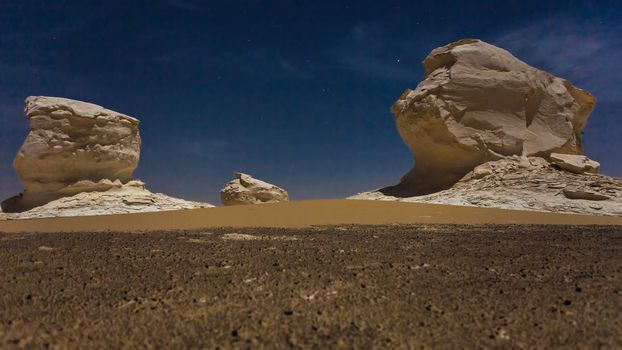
[1,96,212,217]
[390,39,595,194]
[221,172,288,206]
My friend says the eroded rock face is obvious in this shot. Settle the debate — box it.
[391,39,595,194]
[563,187,609,201]
[351,156,622,216]
[1,180,213,219]
[220,173,289,206]
[8,96,141,210]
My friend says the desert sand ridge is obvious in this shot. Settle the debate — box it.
[0,200,620,233]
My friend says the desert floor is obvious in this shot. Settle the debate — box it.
[1,201,621,348]
[1,224,622,348]
[0,200,621,233]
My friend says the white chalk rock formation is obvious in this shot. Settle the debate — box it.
[392,39,595,193]
[550,153,600,174]
[351,39,621,216]
[351,156,622,216]
[1,96,213,217]
[220,172,289,206]
[10,96,141,210]
[1,180,212,219]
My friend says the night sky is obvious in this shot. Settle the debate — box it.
[1,0,621,204]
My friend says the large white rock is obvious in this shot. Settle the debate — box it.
[1,96,216,218]
[8,96,141,210]
[220,172,289,206]
[550,153,600,174]
[392,39,595,193]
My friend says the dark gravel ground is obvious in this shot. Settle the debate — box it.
[1,224,621,349]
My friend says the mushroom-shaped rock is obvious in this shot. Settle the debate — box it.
[220,173,289,206]
[550,153,600,174]
[390,39,595,195]
[8,96,141,210]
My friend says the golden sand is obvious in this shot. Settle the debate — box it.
[0,200,620,233]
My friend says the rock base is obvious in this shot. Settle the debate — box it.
[350,156,622,216]
[1,181,212,220]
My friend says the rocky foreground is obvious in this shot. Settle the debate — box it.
[0,181,211,220]
[352,156,622,216]
[1,225,621,348]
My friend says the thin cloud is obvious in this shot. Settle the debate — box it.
[168,0,200,12]
[152,44,312,80]
[278,59,310,80]
[0,3,110,43]
[494,16,622,175]
[333,22,421,82]
[226,50,312,80]
[181,138,230,159]
[494,17,622,104]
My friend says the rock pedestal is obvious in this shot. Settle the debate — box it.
[391,39,595,194]
[1,96,214,217]
[352,39,621,216]
[5,96,141,211]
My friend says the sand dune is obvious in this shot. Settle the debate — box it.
[0,200,620,233]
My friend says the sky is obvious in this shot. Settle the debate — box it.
[1,0,621,204]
